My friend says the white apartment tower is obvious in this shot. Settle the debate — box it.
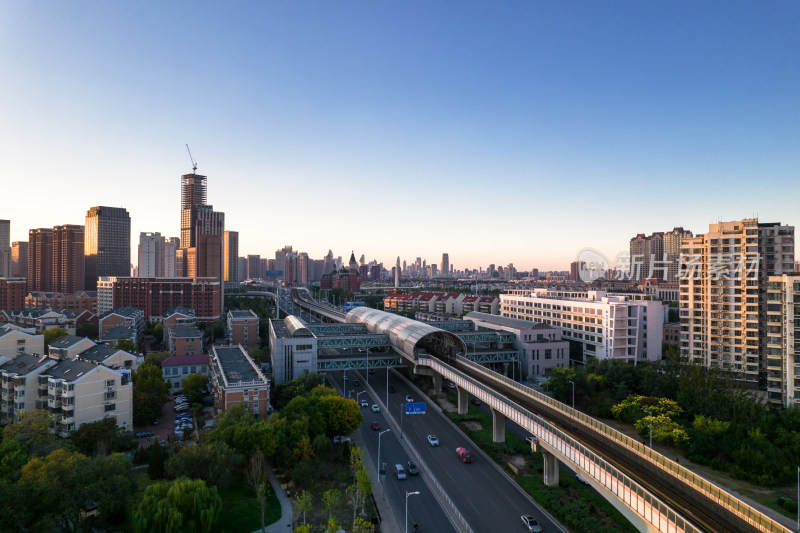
[766,274,800,408]
[680,219,794,385]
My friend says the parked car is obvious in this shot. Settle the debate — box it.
[575,473,590,486]
[371,421,381,430]
[135,431,154,438]
[406,461,419,475]
[333,436,352,444]
[426,434,439,446]
[520,514,542,533]
[371,404,380,413]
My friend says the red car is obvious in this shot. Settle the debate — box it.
[371,421,381,430]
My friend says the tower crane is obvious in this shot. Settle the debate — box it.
[186,144,197,174]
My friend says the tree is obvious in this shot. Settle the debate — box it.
[353,516,375,533]
[70,417,137,456]
[116,337,137,353]
[321,394,363,436]
[322,488,342,521]
[182,373,208,405]
[145,351,171,367]
[148,440,166,479]
[131,477,222,533]
[296,490,313,525]
[133,361,169,426]
[43,327,68,349]
[248,451,268,532]
[165,441,241,488]
[76,322,99,340]
[153,323,164,345]
[3,410,58,456]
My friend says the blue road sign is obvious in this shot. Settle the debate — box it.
[405,402,426,415]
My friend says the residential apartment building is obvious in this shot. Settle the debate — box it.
[28,228,54,292]
[161,354,210,391]
[224,231,239,282]
[48,335,96,360]
[78,344,140,371]
[24,291,97,313]
[84,206,131,290]
[11,241,28,279]
[97,276,221,322]
[210,345,270,417]
[766,274,800,408]
[52,224,85,293]
[0,220,9,278]
[44,359,133,436]
[227,309,259,346]
[0,324,45,360]
[0,278,26,311]
[0,354,58,425]
[98,307,144,346]
[501,289,664,363]
[680,219,794,385]
[168,326,203,356]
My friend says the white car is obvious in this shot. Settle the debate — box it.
[371,404,380,413]
[405,395,414,403]
[360,400,369,407]
[426,434,439,446]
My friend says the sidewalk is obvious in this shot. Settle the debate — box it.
[257,463,293,533]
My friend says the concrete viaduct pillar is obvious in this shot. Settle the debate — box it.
[541,449,559,487]
[457,386,468,415]
[431,374,442,397]
[491,407,505,443]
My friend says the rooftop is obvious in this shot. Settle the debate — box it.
[162,354,210,367]
[464,311,553,330]
[101,306,143,320]
[228,310,258,320]
[165,306,195,318]
[78,345,130,364]
[46,359,101,381]
[169,326,203,338]
[212,346,264,385]
[49,334,90,349]
[100,327,134,342]
[0,354,53,375]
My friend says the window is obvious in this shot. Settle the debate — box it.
[105,391,117,400]
[124,360,132,368]
[104,403,116,412]
[105,379,115,388]
[172,368,178,375]
[191,366,196,373]
[182,367,189,374]
[16,402,24,410]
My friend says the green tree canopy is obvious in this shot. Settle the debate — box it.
[70,417,137,456]
[3,410,58,456]
[165,441,241,488]
[131,477,222,533]
[43,327,68,349]
[76,322,99,340]
[182,373,208,405]
[116,337,137,353]
[133,361,169,426]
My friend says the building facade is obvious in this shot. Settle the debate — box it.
[84,206,131,290]
[227,309,259,346]
[28,228,54,292]
[766,274,800,408]
[52,224,85,293]
[162,354,210,391]
[210,345,270,417]
[0,278,26,311]
[97,276,221,322]
[10,241,28,280]
[680,219,794,385]
[224,231,239,282]
[501,289,664,364]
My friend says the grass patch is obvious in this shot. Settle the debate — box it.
[217,476,281,533]
[446,407,638,533]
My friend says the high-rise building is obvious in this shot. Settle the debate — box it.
[163,237,179,277]
[246,255,260,280]
[224,231,239,282]
[569,261,585,282]
[10,241,28,279]
[97,276,221,321]
[237,257,247,281]
[766,274,800,408]
[323,250,334,274]
[0,220,10,278]
[680,219,794,385]
[138,232,165,278]
[52,224,84,293]
[441,253,449,278]
[84,206,131,290]
[629,232,664,281]
[663,228,693,282]
[28,228,54,292]
[180,174,208,248]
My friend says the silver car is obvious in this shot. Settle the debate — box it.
[521,514,542,533]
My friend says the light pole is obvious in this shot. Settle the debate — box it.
[378,429,390,484]
[643,409,653,448]
[568,380,575,409]
[405,490,420,533]
[356,390,366,405]
[386,364,389,407]
[343,372,347,397]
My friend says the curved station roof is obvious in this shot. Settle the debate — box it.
[346,307,466,361]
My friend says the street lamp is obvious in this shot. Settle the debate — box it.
[568,380,575,409]
[378,429,391,484]
[356,390,366,405]
[643,409,653,448]
[405,490,420,533]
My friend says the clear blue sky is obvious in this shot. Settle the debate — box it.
[1,1,798,271]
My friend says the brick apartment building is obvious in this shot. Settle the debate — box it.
[227,310,259,346]
[97,276,221,322]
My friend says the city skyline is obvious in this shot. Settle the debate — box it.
[2,2,799,270]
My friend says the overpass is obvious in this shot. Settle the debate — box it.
[291,297,791,533]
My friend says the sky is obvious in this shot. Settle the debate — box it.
[1,1,798,272]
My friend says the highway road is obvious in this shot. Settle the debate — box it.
[340,368,562,533]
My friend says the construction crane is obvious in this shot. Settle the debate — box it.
[186,144,197,174]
